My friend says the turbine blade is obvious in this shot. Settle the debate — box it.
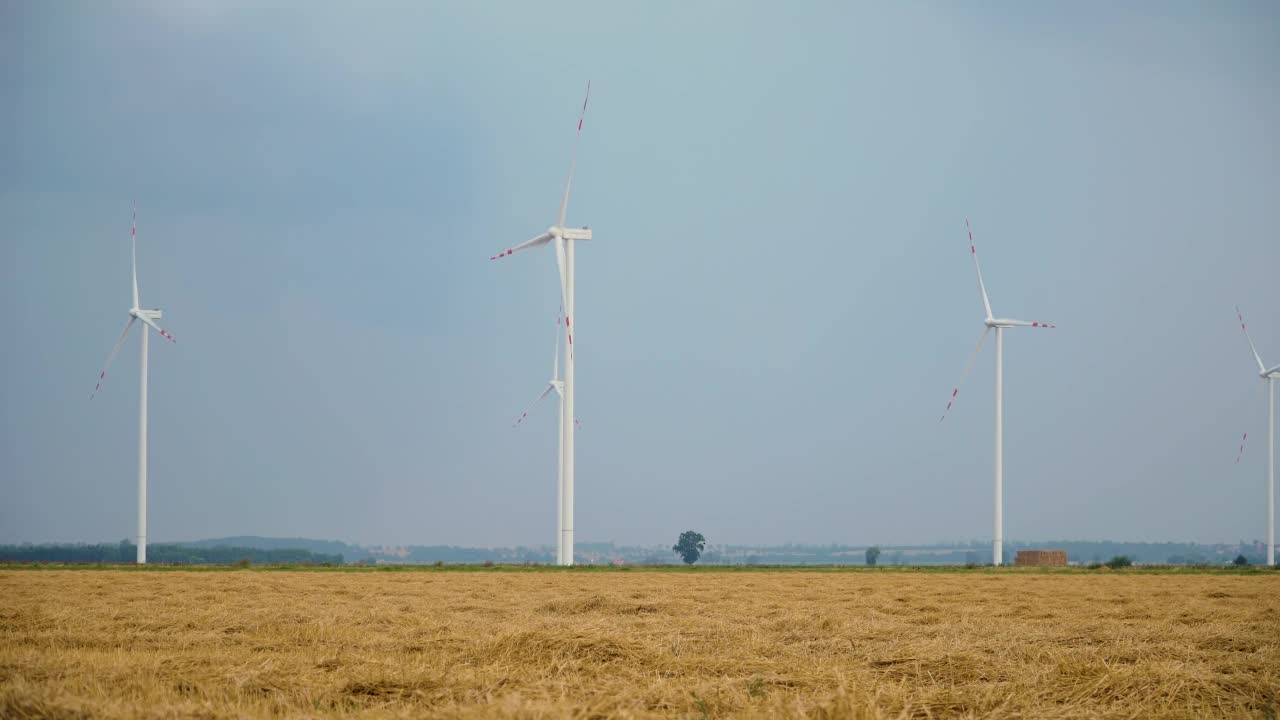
[939,327,991,423]
[1235,431,1248,464]
[554,236,572,352]
[553,306,563,381]
[1236,306,1267,373]
[490,232,553,261]
[1006,319,1057,329]
[90,317,136,399]
[966,218,993,320]
[137,314,176,343]
[553,237,568,309]
[557,80,591,229]
[513,383,557,428]
[131,202,140,310]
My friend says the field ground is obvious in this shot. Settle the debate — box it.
[2,568,1278,718]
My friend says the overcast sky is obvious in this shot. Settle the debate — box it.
[2,2,1278,548]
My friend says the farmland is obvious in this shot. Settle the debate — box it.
[2,568,1278,718]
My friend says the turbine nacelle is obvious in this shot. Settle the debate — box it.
[985,317,1055,329]
[127,307,175,343]
[551,225,592,241]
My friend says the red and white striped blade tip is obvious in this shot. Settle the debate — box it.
[939,388,959,423]
[577,80,591,131]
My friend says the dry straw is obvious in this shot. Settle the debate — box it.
[2,569,1278,718]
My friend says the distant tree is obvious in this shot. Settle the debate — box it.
[865,546,881,566]
[1105,555,1132,569]
[673,531,706,565]
[1233,554,1249,566]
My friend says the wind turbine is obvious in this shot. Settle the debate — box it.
[1235,306,1278,566]
[490,82,593,566]
[939,219,1054,566]
[90,204,176,564]
[511,310,570,564]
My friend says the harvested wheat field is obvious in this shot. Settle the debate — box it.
[2,568,1278,719]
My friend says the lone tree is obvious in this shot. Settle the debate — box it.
[1233,554,1249,566]
[865,545,881,566]
[673,531,706,565]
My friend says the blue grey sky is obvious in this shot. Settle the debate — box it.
[2,2,1278,548]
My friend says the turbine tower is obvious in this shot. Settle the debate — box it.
[1236,306,1278,566]
[90,204,177,564]
[940,219,1054,566]
[490,82,593,566]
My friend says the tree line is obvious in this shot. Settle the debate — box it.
[0,542,342,565]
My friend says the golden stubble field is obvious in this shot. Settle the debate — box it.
[1,568,1278,719]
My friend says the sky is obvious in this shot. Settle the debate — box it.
[2,1,1278,549]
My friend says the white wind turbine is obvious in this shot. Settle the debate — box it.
[939,219,1055,566]
[490,82,593,566]
[510,310,580,564]
[90,204,176,565]
[1235,306,1278,566]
